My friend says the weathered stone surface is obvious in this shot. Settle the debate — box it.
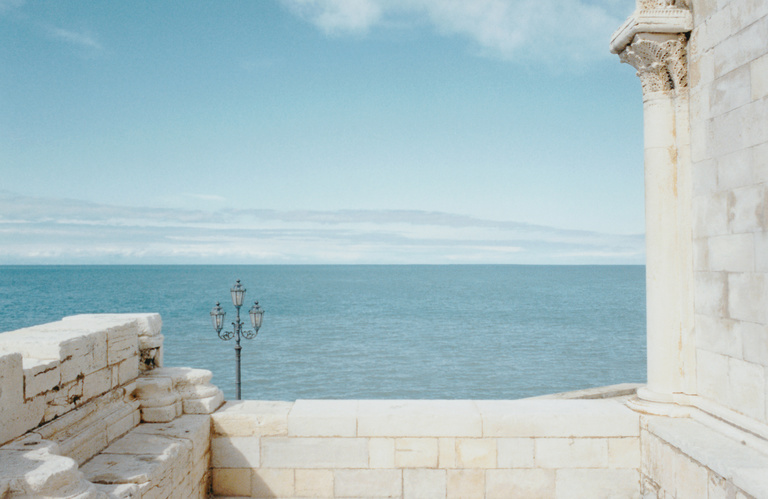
[486,469,555,499]
[403,468,445,499]
[369,438,396,468]
[477,400,639,438]
[261,437,368,469]
[288,399,357,437]
[389,437,436,468]
[497,438,535,468]
[456,438,496,468]
[22,357,60,399]
[253,468,295,498]
[357,400,482,437]
[334,469,402,498]
[447,469,484,499]
[295,468,334,498]
[555,469,640,499]
[535,438,608,469]
[211,400,292,436]
[212,436,260,468]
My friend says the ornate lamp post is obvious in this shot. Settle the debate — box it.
[210,280,264,400]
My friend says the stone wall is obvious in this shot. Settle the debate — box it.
[0,314,223,498]
[210,399,641,498]
[689,0,768,427]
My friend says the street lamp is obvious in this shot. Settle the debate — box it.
[210,279,264,400]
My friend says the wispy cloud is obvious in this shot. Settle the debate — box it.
[0,191,644,264]
[281,0,633,64]
[47,26,102,52]
[0,0,24,14]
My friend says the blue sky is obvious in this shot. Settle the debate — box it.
[0,0,645,264]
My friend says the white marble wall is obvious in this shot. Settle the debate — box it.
[689,0,768,426]
[210,399,642,498]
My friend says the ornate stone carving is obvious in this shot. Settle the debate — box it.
[620,33,688,95]
[610,1,692,96]
[638,0,689,9]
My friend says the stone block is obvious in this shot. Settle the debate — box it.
[696,315,742,358]
[59,331,108,382]
[476,400,639,438]
[728,357,766,420]
[83,367,112,401]
[754,143,768,184]
[729,185,766,233]
[403,469,445,499]
[751,47,768,100]
[728,272,768,323]
[369,438,395,468]
[693,192,729,237]
[447,469,484,499]
[535,438,608,468]
[497,437,535,468]
[395,438,438,468]
[117,356,140,386]
[211,436,260,468]
[718,148,754,191]
[105,409,141,445]
[690,119,712,163]
[253,468,294,498]
[438,438,456,468]
[334,469,402,498]
[82,451,173,485]
[94,483,140,498]
[673,454,708,498]
[456,438,496,468]
[714,15,768,77]
[295,469,334,498]
[357,400,481,437]
[261,437,368,468]
[183,391,224,414]
[288,399,357,437]
[694,237,710,271]
[695,272,728,318]
[211,468,251,496]
[608,437,641,469]
[693,159,718,197]
[211,400,292,437]
[0,442,98,498]
[708,234,754,272]
[711,66,752,118]
[555,468,640,499]
[741,321,768,366]
[21,358,60,399]
[697,349,731,404]
[486,469,555,499]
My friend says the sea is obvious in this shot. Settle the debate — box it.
[0,265,646,401]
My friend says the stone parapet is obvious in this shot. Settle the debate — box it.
[209,399,642,498]
[0,315,222,498]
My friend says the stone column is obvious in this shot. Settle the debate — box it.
[611,5,695,407]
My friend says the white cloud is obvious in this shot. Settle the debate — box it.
[281,0,633,64]
[0,191,643,264]
[48,27,102,51]
[283,0,383,34]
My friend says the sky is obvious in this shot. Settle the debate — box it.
[0,0,646,265]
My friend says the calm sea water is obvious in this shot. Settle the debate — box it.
[0,265,646,400]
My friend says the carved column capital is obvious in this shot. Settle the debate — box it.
[610,3,692,96]
[620,33,689,96]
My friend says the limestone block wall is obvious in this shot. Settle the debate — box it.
[0,315,223,498]
[689,0,768,426]
[640,414,768,498]
[210,399,641,498]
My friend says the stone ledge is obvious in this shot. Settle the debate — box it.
[645,415,768,496]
